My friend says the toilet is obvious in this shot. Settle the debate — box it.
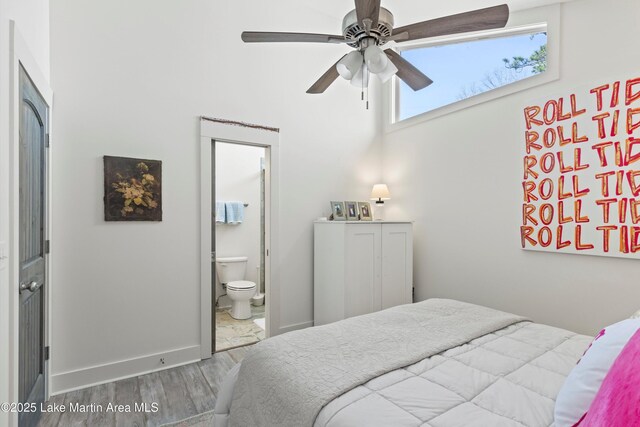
[216,256,257,320]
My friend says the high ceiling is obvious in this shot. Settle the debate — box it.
[306,0,573,25]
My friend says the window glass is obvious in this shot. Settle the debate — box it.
[397,32,548,121]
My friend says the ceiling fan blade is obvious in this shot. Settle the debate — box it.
[384,32,409,42]
[241,31,349,44]
[393,4,509,42]
[355,0,381,33]
[307,55,346,94]
[384,49,433,91]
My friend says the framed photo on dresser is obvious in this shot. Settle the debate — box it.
[358,202,372,221]
[330,201,346,221]
[345,201,359,220]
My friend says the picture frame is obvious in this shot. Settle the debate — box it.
[330,201,346,221]
[104,156,163,221]
[358,202,372,221]
[345,201,359,221]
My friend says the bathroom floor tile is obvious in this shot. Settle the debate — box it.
[215,305,266,352]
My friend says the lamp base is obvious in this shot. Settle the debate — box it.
[373,202,385,221]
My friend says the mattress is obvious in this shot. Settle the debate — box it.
[315,321,592,427]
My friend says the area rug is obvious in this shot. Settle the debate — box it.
[159,410,214,427]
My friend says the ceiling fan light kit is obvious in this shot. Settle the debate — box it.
[241,1,510,105]
[337,45,396,84]
[337,51,364,80]
[364,45,387,74]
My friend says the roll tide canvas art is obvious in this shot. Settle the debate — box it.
[520,76,640,258]
[103,156,163,221]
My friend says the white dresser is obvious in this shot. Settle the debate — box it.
[313,221,413,326]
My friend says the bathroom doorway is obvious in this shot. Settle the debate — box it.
[199,117,279,358]
[213,142,267,351]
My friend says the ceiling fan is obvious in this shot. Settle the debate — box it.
[241,2,510,95]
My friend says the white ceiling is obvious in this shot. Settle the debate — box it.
[306,0,574,27]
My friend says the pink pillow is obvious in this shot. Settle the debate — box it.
[554,319,640,427]
[579,329,640,426]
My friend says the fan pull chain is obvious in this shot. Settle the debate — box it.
[366,85,369,110]
[361,61,365,101]
[365,68,370,110]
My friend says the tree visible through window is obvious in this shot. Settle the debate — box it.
[397,32,548,121]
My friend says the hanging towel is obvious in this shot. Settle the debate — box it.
[225,201,244,224]
[215,202,227,223]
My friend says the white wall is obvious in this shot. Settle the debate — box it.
[0,1,11,418]
[0,0,49,423]
[215,142,264,306]
[49,0,380,392]
[382,0,640,335]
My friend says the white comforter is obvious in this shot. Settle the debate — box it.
[316,321,591,427]
[214,300,591,427]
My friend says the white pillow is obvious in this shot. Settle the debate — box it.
[554,318,640,427]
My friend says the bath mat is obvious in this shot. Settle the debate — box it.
[253,317,266,330]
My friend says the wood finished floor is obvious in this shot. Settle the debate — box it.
[37,346,250,427]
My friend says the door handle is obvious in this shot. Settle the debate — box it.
[19,281,41,294]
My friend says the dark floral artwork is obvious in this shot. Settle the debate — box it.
[103,156,162,221]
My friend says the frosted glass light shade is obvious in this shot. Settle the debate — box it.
[370,184,391,202]
[336,51,363,80]
[350,64,369,88]
[364,45,388,74]
[376,60,398,83]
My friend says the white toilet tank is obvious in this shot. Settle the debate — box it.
[216,256,248,284]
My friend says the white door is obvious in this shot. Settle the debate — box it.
[345,224,381,317]
[381,224,413,309]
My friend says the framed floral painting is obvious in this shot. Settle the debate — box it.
[103,156,162,221]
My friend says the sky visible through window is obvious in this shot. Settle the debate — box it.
[399,33,548,121]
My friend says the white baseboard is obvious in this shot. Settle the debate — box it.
[278,321,313,335]
[50,345,201,395]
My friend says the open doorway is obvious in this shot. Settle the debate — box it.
[199,117,279,358]
[213,142,266,351]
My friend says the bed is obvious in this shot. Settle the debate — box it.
[214,299,592,427]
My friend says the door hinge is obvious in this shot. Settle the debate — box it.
[45,134,50,148]
[45,240,50,254]
[44,346,50,361]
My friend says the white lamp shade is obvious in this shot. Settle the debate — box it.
[370,184,391,201]
[336,51,363,80]
[350,63,370,87]
[364,45,388,74]
[376,60,398,83]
